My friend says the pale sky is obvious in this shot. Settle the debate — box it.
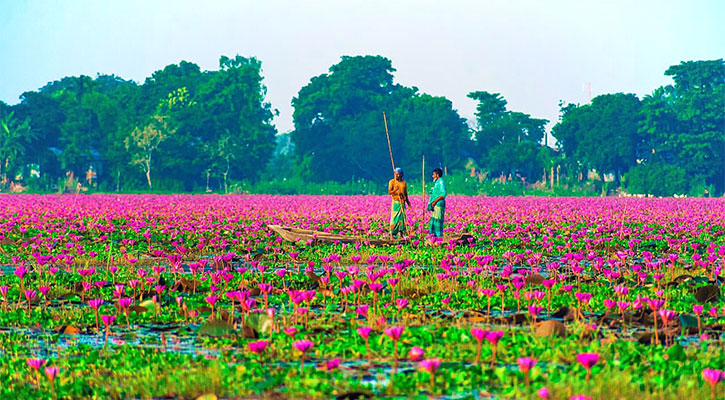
[1,0,723,139]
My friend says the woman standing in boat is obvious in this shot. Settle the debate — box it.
[388,167,411,239]
[428,168,446,239]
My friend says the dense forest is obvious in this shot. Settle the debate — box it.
[0,55,722,196]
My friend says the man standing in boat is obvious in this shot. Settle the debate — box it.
[428,168,446,240]
[388,167,411,239]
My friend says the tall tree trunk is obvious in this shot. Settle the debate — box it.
[145,154,152,189]
[550,166,554,189]
[223,157,230,194]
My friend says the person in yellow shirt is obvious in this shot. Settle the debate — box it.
[388,167,411,239]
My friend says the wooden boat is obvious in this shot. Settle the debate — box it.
[267,225,474,246]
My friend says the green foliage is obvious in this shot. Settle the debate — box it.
[467,91,549,180]
[198,55,277,187]
[625,163,690,196]
[0,57,721,196]
[552,93,643,181]
[0,107,36,183]
[291,55,471,183]
[4,56,276,192]
[640,59,725,192]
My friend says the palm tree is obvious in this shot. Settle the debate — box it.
[0,110,36,186]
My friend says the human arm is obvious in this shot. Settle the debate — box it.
[431,195,444,207]
[430,179,446,207]
[388,179,397,196]
[404,183,411,207]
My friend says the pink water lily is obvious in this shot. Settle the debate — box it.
[703,369,724,400]
[486,330,504,367]
[409,346,425,361]
[470,328,488,365]
[518,357,537,388]
[293,339,314,370]
[419,358,441,388]
[576,352,599,382]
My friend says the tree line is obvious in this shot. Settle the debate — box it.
[0,55,722,195]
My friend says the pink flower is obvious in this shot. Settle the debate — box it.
[293,339,314,353]
[119,298,133,309]
[537,387,549,399]
[27,358,46,370]
[517,357,537,373]
[486,330,504,344]
[356,305,369,317]
[419,358,441,373]
[409,346,425,361]
[384,326,404,341]
[368,282,383,293]
[470,328,488,342]
[248,340,269,354]
[647,298,665,311]
[24,289,36,301]
[703,368,724,386]
[326,358,341,370]
[658,309,677,324]
[575,292,592,304]
[576,353,599,369]
[357,326,372,339]
[205,295,219,306]
[101,315,116,327]
[44,366,59,380]
[88,298,104,311]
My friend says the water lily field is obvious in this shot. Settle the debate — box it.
[0,194,723,400]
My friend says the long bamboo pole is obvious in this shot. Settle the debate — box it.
[422,154,426,235]
[383,112,395,173]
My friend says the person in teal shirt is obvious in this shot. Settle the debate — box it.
[427,168,446,238]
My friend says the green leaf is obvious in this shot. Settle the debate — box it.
[679,314,698,328]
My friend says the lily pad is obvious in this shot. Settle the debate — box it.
[198,319,235,337]
[679,314,698,328]
[245,312,272,334]
[694,285,720,303]
[525,274,545,285]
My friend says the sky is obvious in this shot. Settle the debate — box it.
[1,0,723,139]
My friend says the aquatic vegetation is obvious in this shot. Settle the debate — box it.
[0,194,722,399]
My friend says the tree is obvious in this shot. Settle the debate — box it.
[640,59,724,192]
[0,108,36,186]
[625,163,689,196]
[124,115,175,189]
[468,91,548,180]
[467,91,508,155]
[198,55,277,186]
[292,55,470,182]
[15,91,66,185]
[551,93,642,182]
[292,56,397,182]
[391,93,471,175]
[123,88,193,189]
